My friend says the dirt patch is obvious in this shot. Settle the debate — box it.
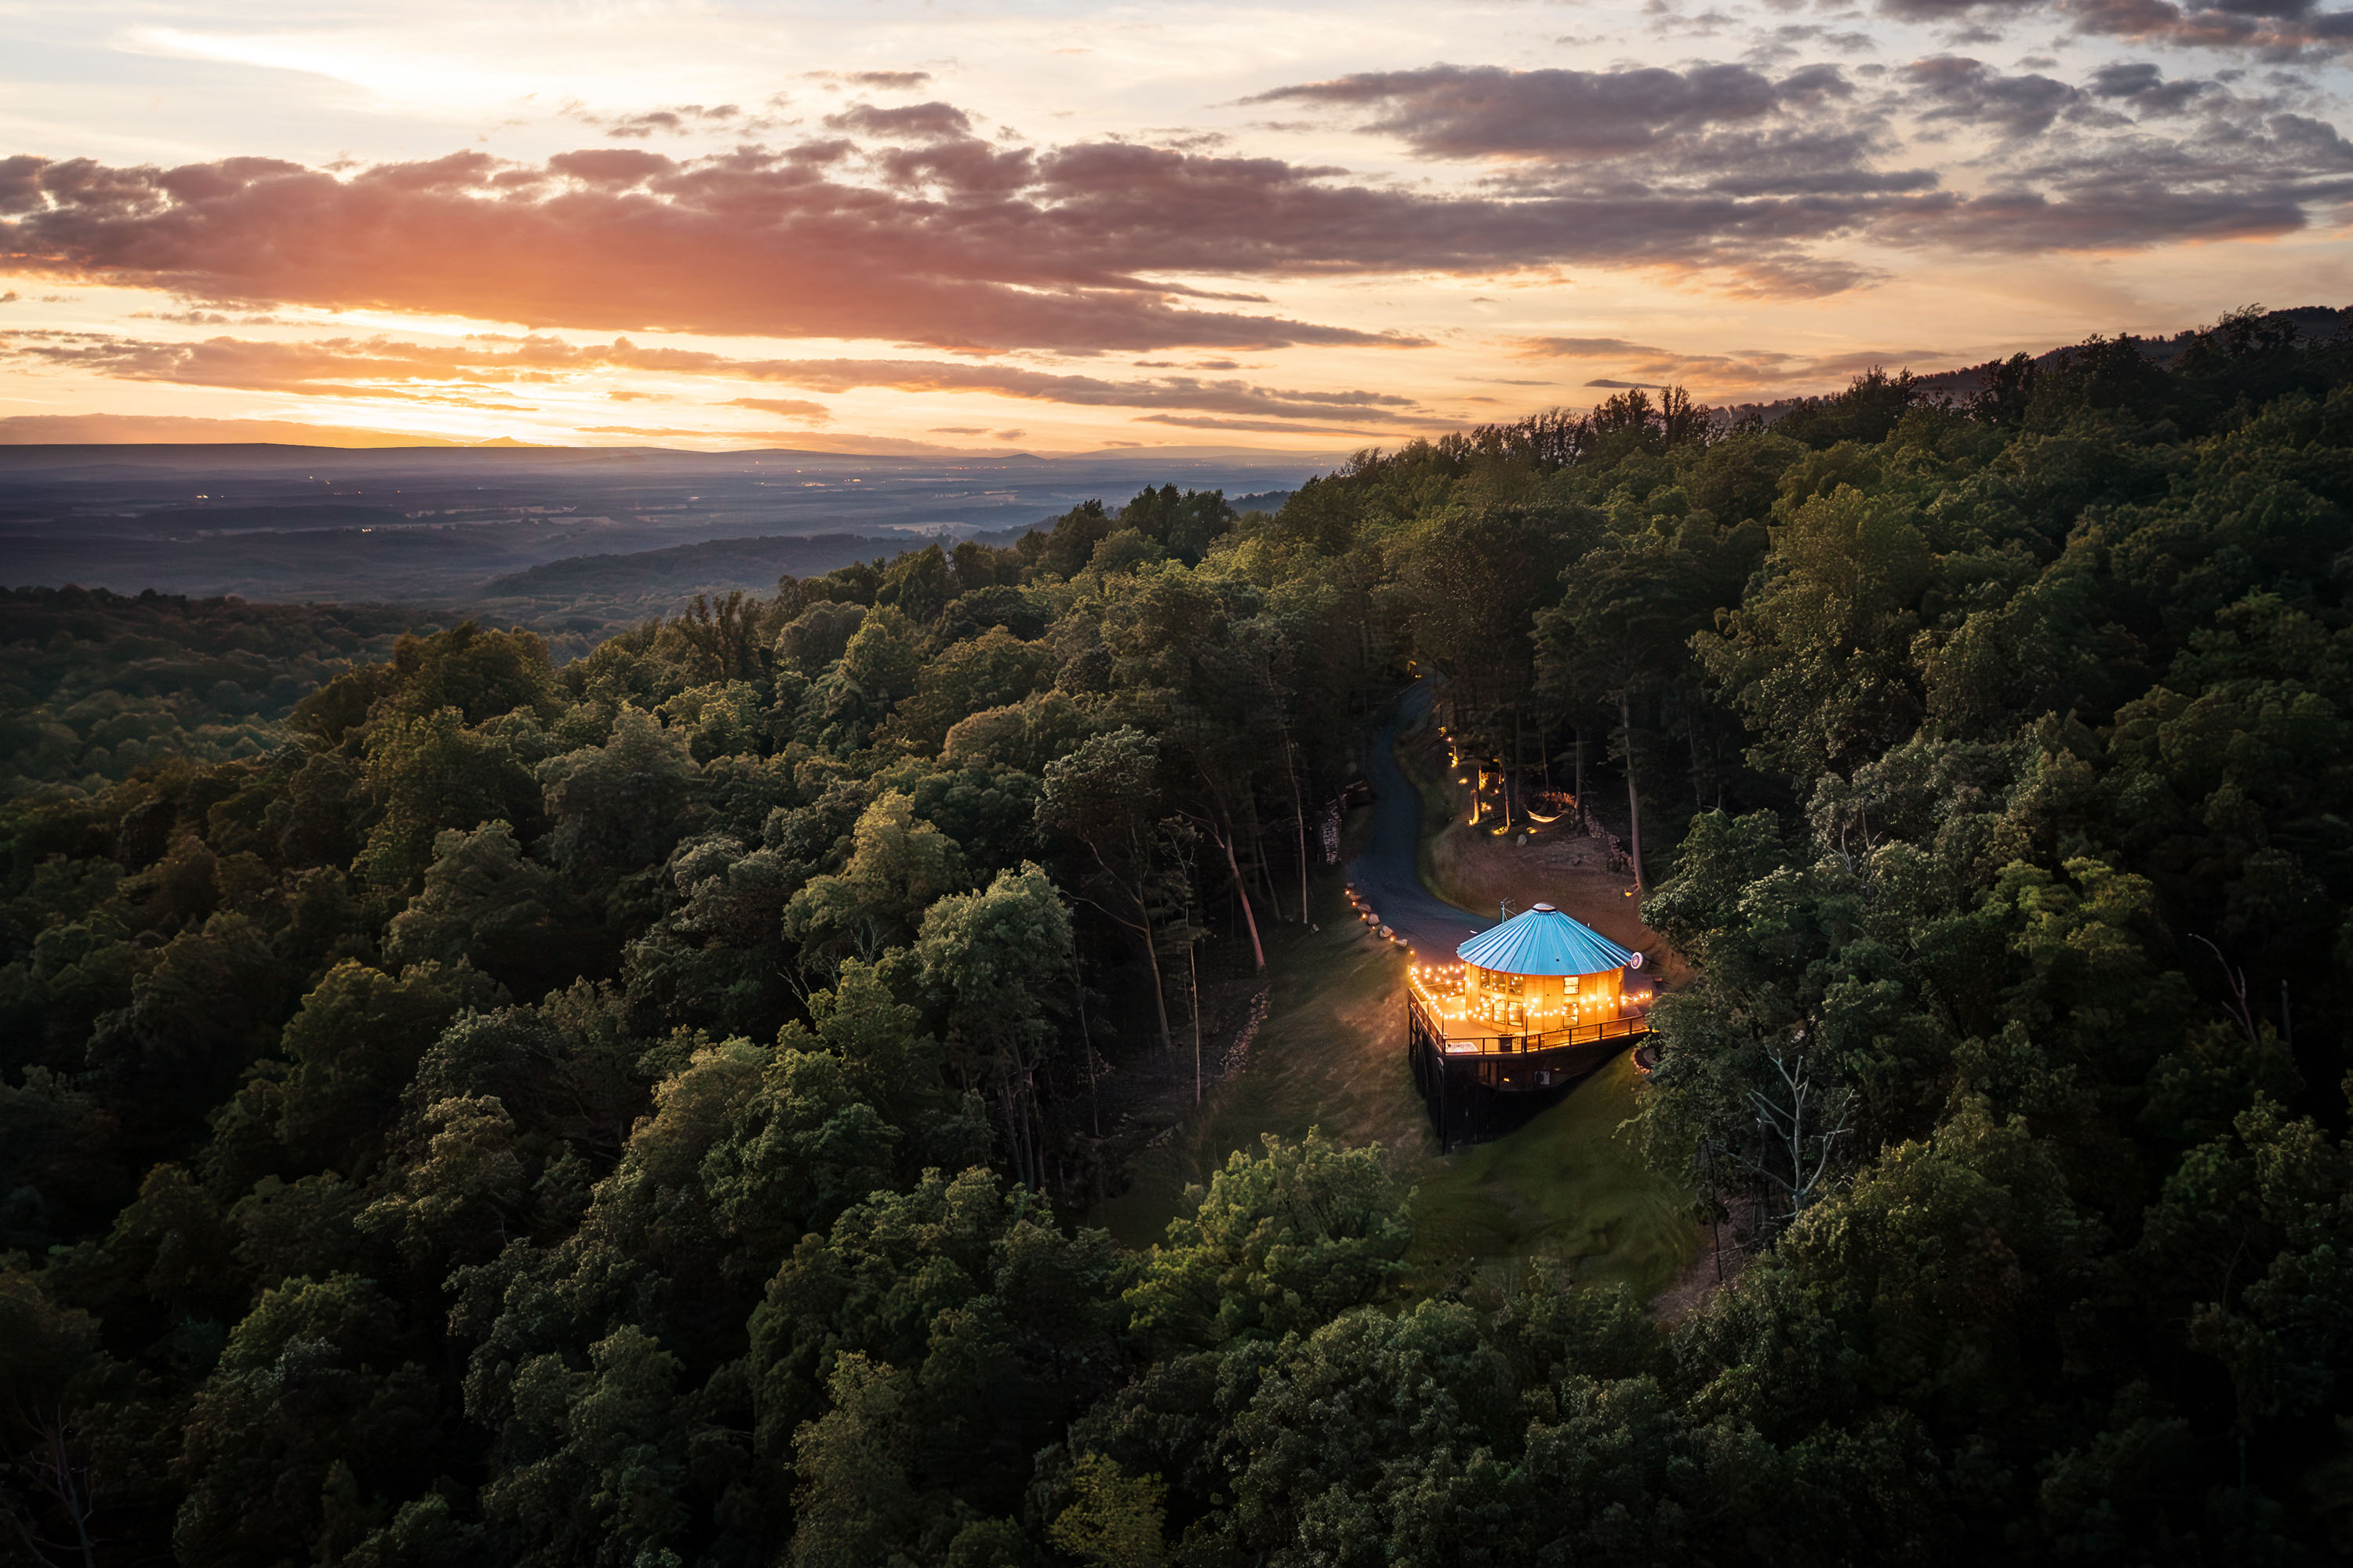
[1647,1199,1757,1320]
[1399,719,1693,991]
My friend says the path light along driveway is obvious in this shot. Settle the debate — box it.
[1349,678,1489,961]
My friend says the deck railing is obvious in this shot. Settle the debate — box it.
[1406,984,1652,1057]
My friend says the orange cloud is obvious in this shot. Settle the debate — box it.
[0,329,1443,431]
[1510,333,1951,395]
[721,396,834,422]
[0,329,575,398]
[0,145,1420,352]
[5,82,2340,375]
[699,357,1435,424]
[0,412,478,445]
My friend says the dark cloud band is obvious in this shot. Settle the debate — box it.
[2,63,2348,348]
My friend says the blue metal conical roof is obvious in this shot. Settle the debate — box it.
[1456,902,1636,976]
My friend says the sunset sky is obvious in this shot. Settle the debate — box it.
[4,0,2351,453]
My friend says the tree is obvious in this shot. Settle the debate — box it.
[1536,532,1718,888]
[2136,1097,2353,1498]
[1695,485,1933,784]
[915,862,1075,1186]
[1035,500,1115,579]
[877,544,955,626]
[886,628,1055,755]
[383,820,571,996]
[403,983,646,1161]
[664,589,766,684]
[356,707,540,896]
[1038,729,1177,1052]
[1118,483,1236,565]
[780,960,988,1174]
[749,1168,1123,1556]
[656,678,766,764]
[942,689,1097,776]
[275,957,506,1178]
[360,1093,531,1284]
[783,791,965,984]
[1775,367,1924,449]
[788,1353,925,1568]
[1049,1454,1166,1568]
[538,705,695,885]
[776,601,868,674]
[1124,1133,1409,1350]
[622,834,795,1035]
[1732,1031,1854,1224]
[478,1324,691,1568]
[0,1259,111,1568]
[1097,570,1284,964]
[171,1274,441,1568]
[82,912,285,1159]
[837,606,923,716]
[1391,503,1591,726]
[381,621,560,727]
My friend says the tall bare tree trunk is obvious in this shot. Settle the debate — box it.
[1574,728,1586,825]
[1188,937,1203,1103]
[1090,838,1174,1054]
[1620,689,1646,893]
[1280,722,1309,923]
[1246,795,1283,922]
[1131,893,1175,1053]
[1218,831,1267,970]
[1688,704,1706,807]
[1511,705,1524,829]
[998,1065,1032,1188]
[1071,955,1099,1138]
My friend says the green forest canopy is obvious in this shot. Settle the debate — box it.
[7,313,2353,1561]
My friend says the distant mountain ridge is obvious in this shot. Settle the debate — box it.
[1719,304,2353,426]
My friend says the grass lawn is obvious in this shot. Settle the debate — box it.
[1406,1053,1698,1296]
[1089,871,1436,1251]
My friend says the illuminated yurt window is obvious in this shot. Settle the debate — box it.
[1450,903,1638,1035]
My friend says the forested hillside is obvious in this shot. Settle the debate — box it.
[8,311,2353,1563]
[0,591,413,798]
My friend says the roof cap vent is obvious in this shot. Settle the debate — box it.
[1531,901,1556,912]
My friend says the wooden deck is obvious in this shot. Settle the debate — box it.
[1406,973,1653,1054]
[1406,983,1653,1150]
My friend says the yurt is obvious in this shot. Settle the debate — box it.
[1404,901,1655,1149]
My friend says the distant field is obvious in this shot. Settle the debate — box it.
[0,441,1322,604]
